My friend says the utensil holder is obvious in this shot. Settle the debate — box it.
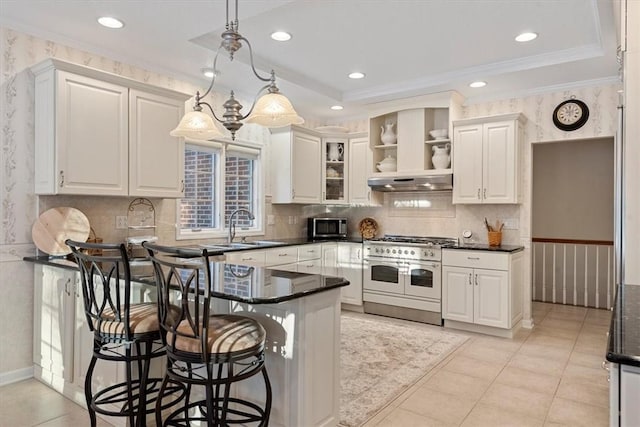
[488,231,502,247]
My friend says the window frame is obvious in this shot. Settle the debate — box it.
[176,138,264,241]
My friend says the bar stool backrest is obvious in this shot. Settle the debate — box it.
[142,242,221,363]
[66,240,135,342]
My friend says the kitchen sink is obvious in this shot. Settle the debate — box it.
[198,240,285,251]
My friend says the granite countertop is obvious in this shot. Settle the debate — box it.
[24,255,349,304]
[443,243,524,253]
[607,283,640,367]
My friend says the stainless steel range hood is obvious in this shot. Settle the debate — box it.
[367,174,453,192]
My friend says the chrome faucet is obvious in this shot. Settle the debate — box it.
[228,208,255,244]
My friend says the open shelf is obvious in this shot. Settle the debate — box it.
[373,144,398,149]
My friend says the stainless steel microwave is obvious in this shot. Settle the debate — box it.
[307,217,347,239]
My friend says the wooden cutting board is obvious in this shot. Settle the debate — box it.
[31,207,91,255]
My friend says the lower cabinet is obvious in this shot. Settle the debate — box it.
[337,242,363,307]
[610,362,640,426]
[33,264,76,384]
[442,249,523,335]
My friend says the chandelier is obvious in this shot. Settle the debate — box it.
[170,0,304,141]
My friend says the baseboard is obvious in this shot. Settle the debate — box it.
[0,366,34,387]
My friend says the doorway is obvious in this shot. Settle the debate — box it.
[531,137,614,309]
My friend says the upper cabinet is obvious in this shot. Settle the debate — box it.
[452,113,526,204]
[270,126,322,204]
[32,59,188,197]
[367,91,463,178]
[270,127,376,205]
[322,137,348,204]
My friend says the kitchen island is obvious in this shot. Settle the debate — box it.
[25,255,349,427]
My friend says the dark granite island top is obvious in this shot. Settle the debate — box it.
[607,283,640,367]
[23,255,349,304]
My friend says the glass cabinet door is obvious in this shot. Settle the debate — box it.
[323,138,347,203]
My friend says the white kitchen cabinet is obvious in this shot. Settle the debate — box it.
[321,242,338,276]
[348,135,375,205]
[225,250,267,266]
[34,68,129,195]
[32,58,188,198]
[129,90,185,197]
[338,242,363,307]
[265,245,300,266]
[33,264,76,383]
[270,126,322,204]
[367,91,463,179]
[442,249,523,336]
[610,362,640,426]
[322,138,348,204]
[452,113,525,204]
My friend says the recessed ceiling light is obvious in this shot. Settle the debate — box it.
[271,31,292,42]
[515,32,538,42]
[201,68,216,78]
[348,72,365,79]
[330,105,344,111]
[469,81,487,88]
[98,16,124,29]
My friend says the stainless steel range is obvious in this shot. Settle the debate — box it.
[362,235,458,325]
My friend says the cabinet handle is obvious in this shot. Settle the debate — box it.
[64,278,71,296]
[467,256,480,260]
[292,189,295,198]
[323,191,326,200]
[357,249,361,259]
[475,274,478,286]
[59,170,65,187]
[181,179,185,193]
[242,257,253,261]
[601,361,609,372]
[477,188,481,199]
[278,253,288,257]
[483,188,487,199]
[468,274,472,285]
[367,191,371,201]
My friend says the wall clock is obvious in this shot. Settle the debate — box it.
[552,98,589,131]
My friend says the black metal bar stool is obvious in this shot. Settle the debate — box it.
[142,242,272,427]
[66,240,185,427]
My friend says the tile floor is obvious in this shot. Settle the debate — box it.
[0,302,611,427]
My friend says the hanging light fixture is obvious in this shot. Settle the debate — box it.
[171,0,304,141]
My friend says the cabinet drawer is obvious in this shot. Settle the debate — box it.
[443,250,509,270]
[298,244,322,261]
[266,247,298,266]
[225,250,266,266]
[297,259,323,275]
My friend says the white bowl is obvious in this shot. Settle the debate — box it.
[376,162,397,172]
[429,129,448,140]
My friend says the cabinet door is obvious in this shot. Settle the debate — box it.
[322,138,348,204]
[348,137,372,204]
[474,269,509,328]
[292,132,322,203]
[129,90,185,198]
[452,124,483,204]
[321,243,339,276]
[338,243,363,306]
[442,266,474,323]
[33,265,75,381]
[56,71,128,195]
[482,121,516,203]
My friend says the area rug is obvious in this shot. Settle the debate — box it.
[339,313,468,427]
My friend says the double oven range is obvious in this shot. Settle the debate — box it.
[362,235,458,326]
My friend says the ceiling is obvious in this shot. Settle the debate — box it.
[1,0,621,122]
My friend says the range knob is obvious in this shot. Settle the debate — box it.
[404,250,409,254]
[386,249,390,253]
[429,250,435,257]
[392,249,397,254]
[411,250,415,255]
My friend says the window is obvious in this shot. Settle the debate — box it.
[178,141,262,239]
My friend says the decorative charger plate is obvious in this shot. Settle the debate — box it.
[31,207,91,255]
[358,217,379,239]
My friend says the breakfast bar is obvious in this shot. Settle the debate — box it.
[25,255,349,427]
